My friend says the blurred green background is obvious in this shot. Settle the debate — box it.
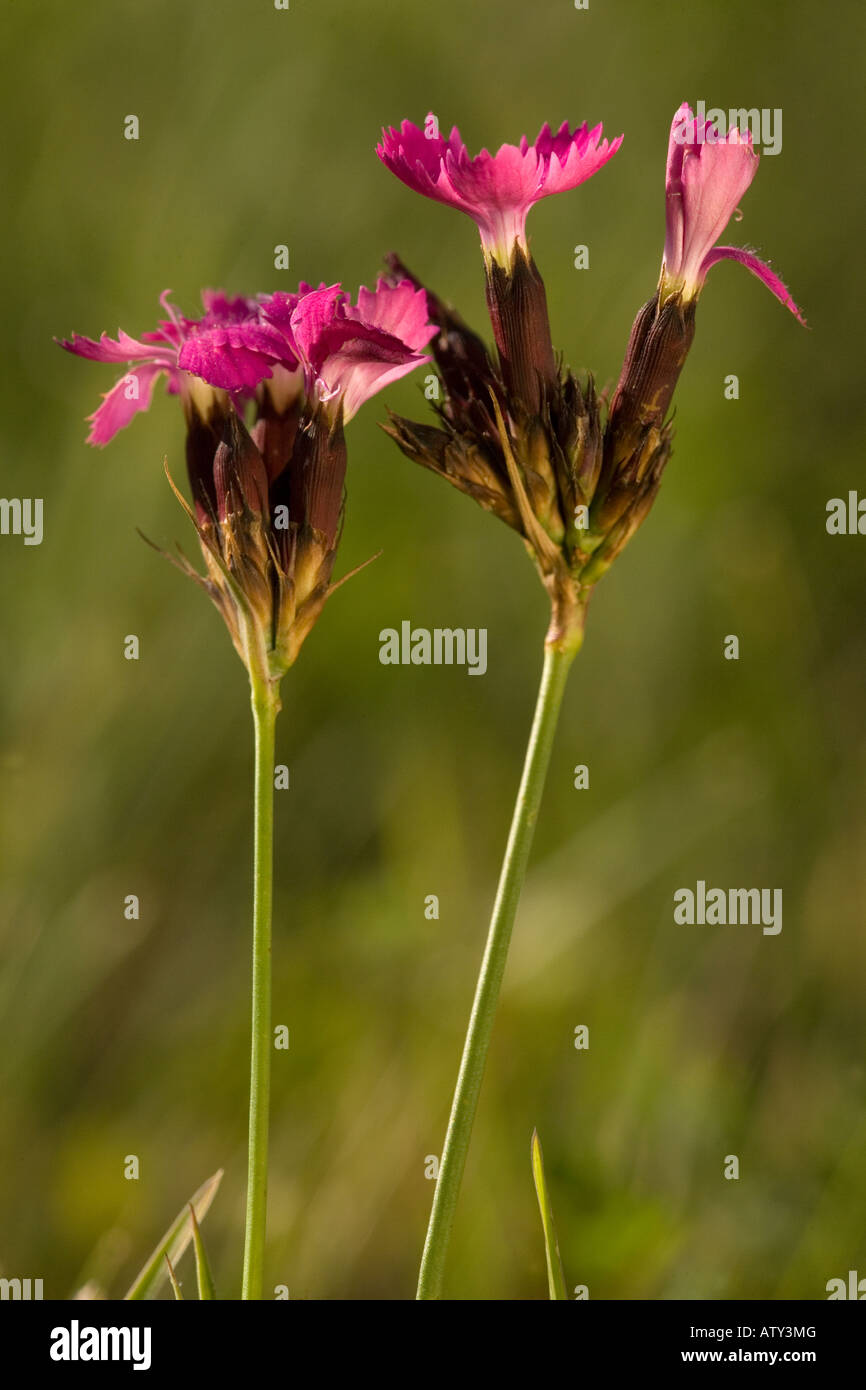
[1,0,864,1300]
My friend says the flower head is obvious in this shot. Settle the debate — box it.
[662,102,804,322]
[275,278,436,422]
[175,278,435,424]
[377,114,622,267]
[60,280,435,677]
[381,256,605,648]
[59,290,281,445]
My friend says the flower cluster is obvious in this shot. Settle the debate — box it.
[61,280,435,680]
[60,102,804,672]
[378,104,804,650]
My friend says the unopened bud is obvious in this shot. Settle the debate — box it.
[251,371,304,485]
[580,479,662,585]
[382,413,521,530]
[605,291,695,473]
[184,393,230,525]
[485,246,557,416]
[213,413,269,521]
[286,408,347,548]
[519,416,563,540]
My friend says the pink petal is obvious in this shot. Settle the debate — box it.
[665,104,695,188]
[321,344,431,423]
[354,278,437,351]
[447,142,540,213]
[444,123,622,251]
[376,116,467,201]
[258,289,303,331]
[533,119,579,163]
[378,113,621,258]
[85,362,167,445]
[701,245,806,323]
[663,103,760,285]
[677,134,758,284]
[199,289,259,321]
[539,122,623,197]
[59,329,168,364]
[285,284,346,374]
[178,319,292,391]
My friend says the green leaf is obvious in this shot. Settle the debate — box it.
[164,1254,184,1301]
[124,1168,223,1301]
[531,1129,567,1300]
[189,1202,217,1300]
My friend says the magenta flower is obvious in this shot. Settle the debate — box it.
[279,278,436,422]
[60,279,435,674]
[62,281,435,444]
[662,102,804,322]
[183,279,435,422]
[59,290,287,445]
[377,114,622,266]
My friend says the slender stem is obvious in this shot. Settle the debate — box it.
[241,676,279,1300]
[417,638,579,1299]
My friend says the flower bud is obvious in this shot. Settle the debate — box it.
[485,246,557,415]
[195,414,273,660]
[382,412,521,530]
[250,376,302,486]
[604,290,695,476]
[184,392,230,525]
[213,412,269,521]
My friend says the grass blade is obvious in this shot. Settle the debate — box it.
[164,1254,184,1300]
[125,1168,223,1301]
[189,1202,217,1300]
[531,1129,567,1300]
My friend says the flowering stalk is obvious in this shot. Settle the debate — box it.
[59,278,434,1298]
[417,638,578,1300]
[242,672,279,1299]
[378,101,802,1296]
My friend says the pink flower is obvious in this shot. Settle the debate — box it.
[180,279,434,420]
[61,280,435,443]
[257,278,436,422]
[377,114,622,265]
[59,290,282,445]
[662,103,804,323]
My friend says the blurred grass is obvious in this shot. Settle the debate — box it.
[0,0,864,1299]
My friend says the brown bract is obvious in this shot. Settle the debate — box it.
[160,397,349,687]
[381,255,683,650]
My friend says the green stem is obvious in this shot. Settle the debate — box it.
[241,676,279,1300]
[416,638,578,1299]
